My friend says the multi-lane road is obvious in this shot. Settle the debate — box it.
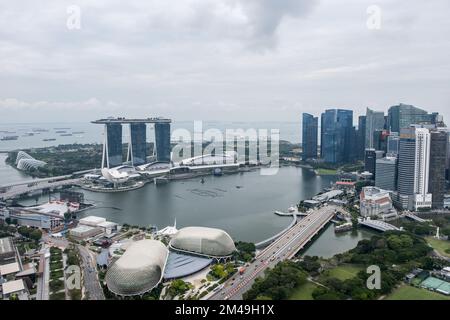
[209,205,338,300]
[78,245,105,300]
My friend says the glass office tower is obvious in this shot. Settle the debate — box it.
[320,109,354,164]
[302,113,318,161]
[130,123,147,166]
[155,123,171,163]
[105,123,123,168]
[387,104,437,133]
[429,130,448,208]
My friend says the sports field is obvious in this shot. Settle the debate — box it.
[425,237,450,258]
[323,264,363,281]
[289,281,319,300]
[386,285,450,300]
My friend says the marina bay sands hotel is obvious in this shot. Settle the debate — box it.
[92,117,171,168]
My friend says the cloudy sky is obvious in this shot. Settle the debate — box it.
[0,0,449,123]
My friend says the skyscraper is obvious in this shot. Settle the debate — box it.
[373,129,390,153]
[364,149,384,177]
[375,156,398,191]
[365,108,385,149]
[395,126,432,210]
[93,117,172,168]
[129,123,147,166]
[387,104,438,133]
[357,116,366,160]
[429,130,448,209]
[155,123,171,163]
[413,128,432,210]
[104,123,123,168]
[387,132,400,156]
[320,109,354,164]
[302,113,318,161]
[396,128,416,210]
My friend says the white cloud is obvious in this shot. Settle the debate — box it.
[0,0,449,123]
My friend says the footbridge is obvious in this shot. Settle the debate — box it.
[404,213,428,223]
[359,219,401,232]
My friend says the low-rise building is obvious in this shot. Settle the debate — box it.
[0,237,16,265]
[97,221,118,235]
[1,279,28,300]
[360,187,397,218]
[69,225,103,240]
[0,262,20,278]
[312,190,343,203]
[79,216,107,227]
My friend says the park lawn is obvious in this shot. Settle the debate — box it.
[386,285,450,300]
[316,168,338,176]
[425,237,450,258]
[324,264,363,281]
[289,281,318,300]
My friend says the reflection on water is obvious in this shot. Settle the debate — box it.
[7,164,373,258]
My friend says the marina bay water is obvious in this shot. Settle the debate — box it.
[0,121,302,152]
[1,158,374,258]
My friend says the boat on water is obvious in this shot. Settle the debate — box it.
[43,138,56,141]
[60,133,73,136]
[55,130,67,134]
[1,135,19,141]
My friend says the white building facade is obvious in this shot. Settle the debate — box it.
[413,128,432,210]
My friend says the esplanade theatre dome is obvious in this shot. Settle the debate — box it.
[105,239,168,296]
[169,227,236,258]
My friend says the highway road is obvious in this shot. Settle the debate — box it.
[0,178,81,200]
[209,205,338,300]
[78,245,105,300]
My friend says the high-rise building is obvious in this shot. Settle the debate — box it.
[104,123,123,168]
[373,129,390,153]
[302,113,318,161]
[387,132,400,156]
[395,126,432,210]
[413,128,432,210]
[387,104,438,133]
[155,123,171,163]
[375,156,398,191]
[365,108,385,149]
[320,109,354,164]
[93,118,172,168]
[357,116,366,160]
[429,130,448,209]
[128,123,147,166]
[364,149,384,177]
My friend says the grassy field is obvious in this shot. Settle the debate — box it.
[386,285,450,300]
[425,237,450,258]
[322,264,363,281]
[289,281,319,300]
[316,168,338,176]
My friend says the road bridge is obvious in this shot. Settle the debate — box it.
[208,205,338,300]
[0,178,81,200]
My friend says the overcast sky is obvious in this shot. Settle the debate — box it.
[0,0,449,123]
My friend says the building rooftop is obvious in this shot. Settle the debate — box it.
[70,225,98,233]
[170,226,236,258]
[361,186,391,199]
[164,252,212,279]
[2,279,26,295]
[92,117,171,124]
[79,216,107,226]
[105,240,168,296]
[98,221,118,228]
[0,262,20,276]
[0,237,13,254]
